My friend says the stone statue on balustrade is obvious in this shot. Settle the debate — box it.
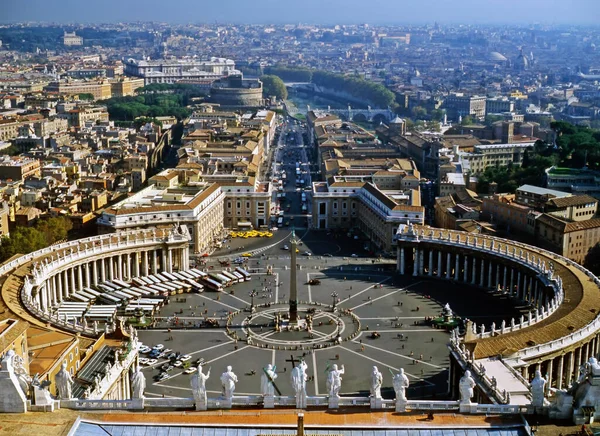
[191,364,210,409]
[393,368,410,402]
[459,370,476,404]
[0,350,28,413]
[370,366,383,399]
[261,364,278,397]
[291,359,308,408]
[531,370,546,407]
[220,365,238,400]
[55,362,73,400]
[326,363,344,398]
[131,364,146,399]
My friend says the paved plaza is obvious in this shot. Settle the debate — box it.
[138,249,525,401]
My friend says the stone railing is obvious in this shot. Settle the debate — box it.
[61,394,534,415]
[396,227,570,343]
[84,340,139,400]
[450,340,513,404]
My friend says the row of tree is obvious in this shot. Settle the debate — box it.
[260,75,288,100]
[263,66,396,108]
[100,94,192,121]
[0,217,73,263]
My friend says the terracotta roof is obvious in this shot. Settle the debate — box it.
[546,194,598,209]
[363,183,397,209]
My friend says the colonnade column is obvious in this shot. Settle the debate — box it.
[99,259,105,283]
[495,264,500,291]
[70,268,76,295]
[471,257,477,285]
[479,258,485,287]
[502,266,507,293]
[454,254,460,281]
[399,248,405,275]
[546,358,554,394]
[517,272,522,299]
[56,274,63,303]
[566,351,575,387]
[152,250,158,275]
[142,251,149,276]
[52,275,60,304]
[419,250,424,275]
[126,253,132,279]
[487,262,493,289]
[85,263,91,289]
[437,251,442,278]
[463,256,468,282]
[446,252,451,279]
[428,251,433,276]
[108,257,114,280]
[557,355,565,390]
[134,252,140,277]
[117,254,123,280]
[167,249,173,273]
[510,269,515,296]
[77,265,83,291]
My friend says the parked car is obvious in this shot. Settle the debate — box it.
[180,354,192,362]
[173,360,183,367]
[282,245,289,250]
[184,367,198,374]
[153,344,164,350]
[158,373,170,381]
[139,346,151,354]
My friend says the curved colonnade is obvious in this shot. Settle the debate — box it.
[395,224,600,402]
[1,227,190,337]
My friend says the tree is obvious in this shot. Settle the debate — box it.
[461,116,474,126]
[78,93,95,101]
[260,75,288,100]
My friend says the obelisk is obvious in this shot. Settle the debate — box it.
[289,230,298,323]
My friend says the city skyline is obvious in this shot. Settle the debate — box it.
[1,0,599,25]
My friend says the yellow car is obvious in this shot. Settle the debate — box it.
[241,252,252,257]
[295,249,300,253]
[265,233,273,238]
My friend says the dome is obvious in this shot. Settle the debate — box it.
[515,49,529,71]
[488,51,507,62]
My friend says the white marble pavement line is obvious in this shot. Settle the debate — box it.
[218,288,251,306]
[355,329,450,334]
[275,273,279,303]
[330,276,393,305]
[271,349,276,367]
[348,280,425,311]
[351,336,447,370]
[335,345,435,386]
[196,293,239,311]
[350,289,404,311]
[307,273,313,302]
[150,328,228,332]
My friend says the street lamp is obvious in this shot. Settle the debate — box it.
[331,291,338,312]
[250,289,257,312]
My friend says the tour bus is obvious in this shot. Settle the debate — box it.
[235,267,252,281]
[202,277,224,292]
[162,272,179,282]
[111,279,131,289]
[232,270,245,282]
[220,270,240,284]
[183,278,204,293]
[209,272,231,287]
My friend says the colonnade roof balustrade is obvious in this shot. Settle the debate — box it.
[395,225,600,361]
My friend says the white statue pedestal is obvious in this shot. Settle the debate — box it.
[131,398,145,410]
[195,398,207,411]
[328,396,339,409]
[459,402,477,413]
[296,394,307,409]
[221,397,232,409]
[263,395,275,409]
[33,386,56,412]
[0,369,27,413]
[370,397,384,410]
[395,399,407,413]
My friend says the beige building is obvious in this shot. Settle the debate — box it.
[312,179,423,252]
[45,80,112,100]
[459,142,535,175]
[62,31,83,46]
[110,77,145,97]
[0,156,41,181]
[98,170,226,254]
[544,194,598,222]
[535,214,600,264]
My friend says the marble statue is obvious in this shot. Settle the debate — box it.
[326,364,345,398]
[291,360,308,408]
[393,368,410,402]
[459,370,476,404]
[220,366,238,399]
[531,370,546,407]
[261,364,278,396]
[131,364,146,399]
[191,365,210,406]
[55,362,73,399]
[1,349,16,374]
[370,366,383,399]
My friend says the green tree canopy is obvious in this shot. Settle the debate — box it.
[260,75,288,100]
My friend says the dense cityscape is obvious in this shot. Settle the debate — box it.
[1,4,600,436]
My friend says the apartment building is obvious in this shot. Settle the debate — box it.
[0,156,41,181]
[459,142,535,175]
[44,80,112,100]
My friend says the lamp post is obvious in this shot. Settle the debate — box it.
[331,291,338,312]
[250,289,257,312]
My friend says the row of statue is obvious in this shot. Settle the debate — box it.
[185,361,412,405]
